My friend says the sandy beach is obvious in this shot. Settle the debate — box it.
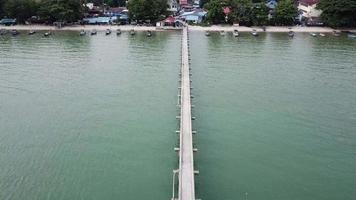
[1,24,355,33]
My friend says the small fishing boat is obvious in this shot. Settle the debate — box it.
[28,30,36,35]
[90,29,97,35]
[251,29,258,36]
[205,31,210,36]
[11,29,19,36]
[44,31,51,37]
[80,29,86,36]
[116,29,121,35]
[233,29,239,37]
[310,32,317,37]
[146,30,152,37]
[130,29,135,36]
[333,30,341,37]
[220,30,226,36]
[288,31,295,37]
[0,29,7,35]
[105,29,112,35]
[348,33,356,39]
[319,33,326,37]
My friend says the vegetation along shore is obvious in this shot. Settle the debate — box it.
[1,0,356,30]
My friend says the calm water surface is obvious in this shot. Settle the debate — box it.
[0,31,180,200]
[190,32,356,200]
[1,31,356,200]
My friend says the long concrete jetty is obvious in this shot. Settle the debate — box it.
[175,26,196,200]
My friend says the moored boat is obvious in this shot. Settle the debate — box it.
[11,29,19,36]
[80,29,86,36]
[319,33,326,37]
[288,30,294,37]
[130,29,135,36]
[333,30,341,37]
[105,29,112,35]
[44,31,51,37]
[310,32,317,37]
[220,30,225,36]
[90,29,97,35]
[233,29,239,37]
[251,29,258,36]
[146,30,152,37]
[116,29,121,35]
[348,33,356,39]
[0,29,7,35]
[205,31,210,36]
[28,30,36,35]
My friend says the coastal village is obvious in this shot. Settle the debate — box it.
[78,0,324,27]
[0,0,355,29]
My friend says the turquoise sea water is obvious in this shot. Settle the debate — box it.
[1,30,355,200]
[0,31,180,200]
[190,32,356,200]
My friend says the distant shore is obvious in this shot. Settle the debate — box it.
[1,24,356,33]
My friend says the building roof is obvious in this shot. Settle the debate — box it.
[164,16,176,23]
[180,0,188,6]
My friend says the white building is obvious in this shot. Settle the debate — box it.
[297,0,322,19]
[168,0,179,12]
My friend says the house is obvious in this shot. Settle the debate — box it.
[83,16,117,25]
[297,0,322,20]
[266,0,278,9]
[168,0,179,12]
[0,18,16,26]
[179,9,207,24]
[104,7,127,16]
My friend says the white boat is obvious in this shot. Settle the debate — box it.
[28,30,36,35]
[105,29,112,35]
[146,30,152,37]
[80,29,86,36]
[288,31,294,37]
[310,32,317,37]
[205,31,210,36]
[220,30,225,36]
[251,29,258,36]
[44,31,51,37]
[90,29,97,35]
[233,29,239,37]
[116,29,121,35]
[319,33,326,37]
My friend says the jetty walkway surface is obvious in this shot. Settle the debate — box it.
[174,26,196,200]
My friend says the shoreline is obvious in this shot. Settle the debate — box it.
[1,24,356,33]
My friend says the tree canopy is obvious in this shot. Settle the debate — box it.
[204,0,226,24]
[317,0,356,27]
[127,0,168,23]
[273,0,297,25]
[2,0,39,23]
[38,0,83,23]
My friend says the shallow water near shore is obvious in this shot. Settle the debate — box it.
[1,31,356,200]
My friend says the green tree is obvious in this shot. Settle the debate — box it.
[204,0,225,24]
[104,0,118,7]
[0,0,4,18]
[38,0,84,23]
[317,0,356,27]
[250,3,269,26]
[273,0,297,25]
[127,0,168,23]
[228,0,253,25]
[2,0,39,23]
